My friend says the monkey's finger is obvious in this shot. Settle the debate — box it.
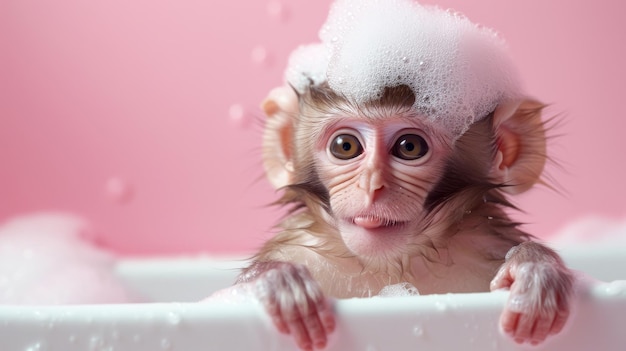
[512,311,536,344]
[530,312,555,345]
[287,318,315,351]
[499,308,520,336]
[279,286,315,350]
[300,307,329,349]
[318,299,336,334]
[293,266,333,348]
[549,307,570,335]
[263,294,291,334]
[490,266,514,291]
[300,295,334,345]
[255,277,292,334]
[300,279,336,334]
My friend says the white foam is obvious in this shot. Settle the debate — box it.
[0,213,136,304]
[377,282,420,297]
[548,215,626,246]
[285,0,523,136]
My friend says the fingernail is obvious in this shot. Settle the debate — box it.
[315,340,327,349]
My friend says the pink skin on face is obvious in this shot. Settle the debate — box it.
[318,116,445,258]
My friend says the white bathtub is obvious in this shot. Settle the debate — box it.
[0,243,624,351]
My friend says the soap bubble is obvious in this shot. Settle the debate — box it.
[285,0,522,137]
[377,282,420,297]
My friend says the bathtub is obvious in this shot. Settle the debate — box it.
[0,242,624,351]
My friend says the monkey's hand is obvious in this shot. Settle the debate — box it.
[490,242,574,345]
[246,262,336,351]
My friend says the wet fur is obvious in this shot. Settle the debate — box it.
[244,84,547,281]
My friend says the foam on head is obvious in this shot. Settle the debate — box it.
[285,0,523,136]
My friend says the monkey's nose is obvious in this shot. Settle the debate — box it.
[359,170,384,202]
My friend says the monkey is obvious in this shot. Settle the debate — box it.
[225,1,575,350]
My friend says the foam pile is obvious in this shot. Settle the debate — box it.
[0,213,135,304]
[550,215,626,245]
[377,282,420,297]
[285,0,522,136]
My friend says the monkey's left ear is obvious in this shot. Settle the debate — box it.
[490,99,547,194]
[260,86,298,190]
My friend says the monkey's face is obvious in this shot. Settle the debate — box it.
[316,116,451,259]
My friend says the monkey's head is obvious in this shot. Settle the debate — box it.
[259,0,547,264]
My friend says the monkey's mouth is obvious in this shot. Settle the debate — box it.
[339,215,410,257]
[351,216,406,230]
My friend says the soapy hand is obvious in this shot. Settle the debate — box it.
[490,243,574,345]
[252,262,336,351]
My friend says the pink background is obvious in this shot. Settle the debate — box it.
[1,1,625,256]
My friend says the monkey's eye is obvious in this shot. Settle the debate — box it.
[392,134,429,160]
[329,134,363,160]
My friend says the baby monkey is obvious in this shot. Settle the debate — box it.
[236,85,573,350]
[232,1,574,350]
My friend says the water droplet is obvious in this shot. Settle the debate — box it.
[105,177,134,204]
[161,339,172,350]
[267,1,289,21]
[167,311,182,326]
[435,301,447,311]
[25,342,44,351]
[412,325,424,338]
[228,104,250,128]
[68,335,77,344]
[89,336,104,349]
[401,56,408,63]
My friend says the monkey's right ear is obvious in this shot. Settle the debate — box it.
[261,86,298,189]
[490,99,547,195]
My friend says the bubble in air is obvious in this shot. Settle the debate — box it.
[251,46,272,66]
[267,1,289,21]
[105,177,134,204]
[228,104,251,129]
